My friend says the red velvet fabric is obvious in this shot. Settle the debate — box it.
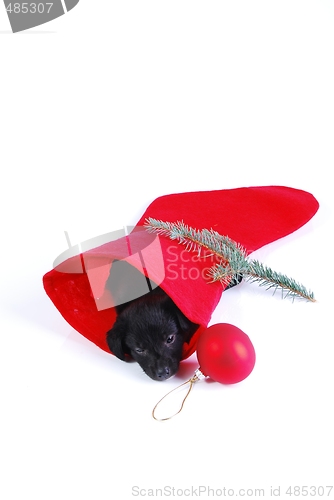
[43,186,319,359]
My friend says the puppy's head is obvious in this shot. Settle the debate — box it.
[106,293,197,381]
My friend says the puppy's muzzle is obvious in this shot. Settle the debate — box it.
[155,366,171,381]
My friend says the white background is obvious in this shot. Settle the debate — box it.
[0,2,333,499]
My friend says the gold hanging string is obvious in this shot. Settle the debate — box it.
[152,369,205,421]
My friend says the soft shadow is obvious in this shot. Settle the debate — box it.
[174,359,199,381]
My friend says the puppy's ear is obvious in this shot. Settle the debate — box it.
[106,323,129,361]
[173,306,199,343]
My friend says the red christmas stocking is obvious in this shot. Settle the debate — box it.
[43,185,319,359]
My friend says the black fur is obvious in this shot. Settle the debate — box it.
[106,261,198,381]
[105,260,242,381]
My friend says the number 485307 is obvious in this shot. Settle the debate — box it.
[6,3,53,14]
[286,486,333,496]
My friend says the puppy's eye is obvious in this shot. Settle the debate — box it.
[166,335,175,344]
[135,347,145,354]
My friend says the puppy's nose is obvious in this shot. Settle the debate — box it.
[156,367,170,379]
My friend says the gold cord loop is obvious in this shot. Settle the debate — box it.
[152,371,203,421]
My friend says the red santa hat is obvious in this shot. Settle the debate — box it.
[43,185,319,360]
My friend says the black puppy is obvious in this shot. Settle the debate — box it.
[106,261,199,381]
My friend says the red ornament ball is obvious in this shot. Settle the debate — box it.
[196,323,256,384]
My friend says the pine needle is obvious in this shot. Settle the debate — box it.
[144,218,316,302]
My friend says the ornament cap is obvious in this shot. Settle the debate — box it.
[194,368,206,381]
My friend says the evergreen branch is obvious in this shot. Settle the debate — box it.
[145,218,246,263]
[144,218,316,302]
[245,260,316,302]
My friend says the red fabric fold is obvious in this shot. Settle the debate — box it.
[43,186,319,359]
